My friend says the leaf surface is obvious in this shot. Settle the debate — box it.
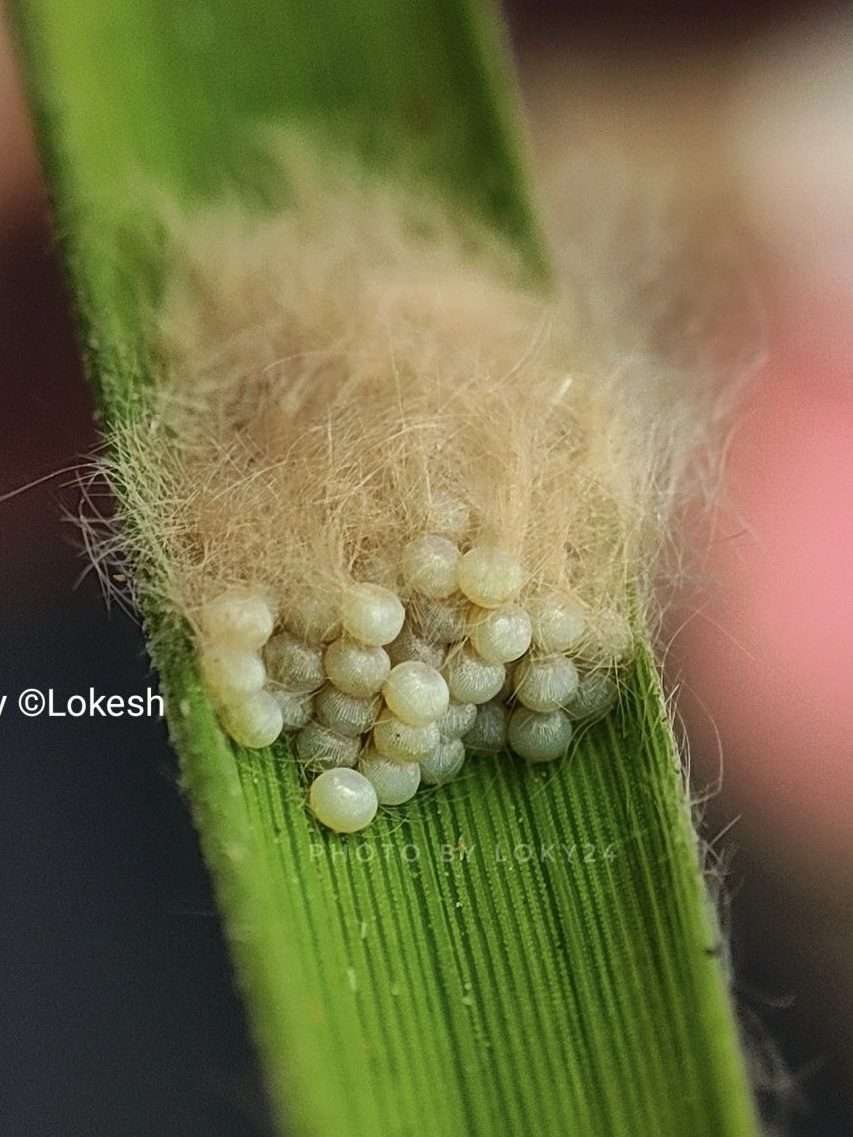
[15,4,759,1135]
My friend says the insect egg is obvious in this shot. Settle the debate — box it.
[409,594,468,645]
[387,623,446,670]
[513,655,579,713]
[340,582,405,646]
[200,646,266,701]
[426,492,470,540]
[382,661,449,726]
[508,706,573,763]
[284,590,341,644]
[436,700,477,740]
[457,546,524,609]
[270,688,314,731]
[359,748,422,805]
[445,645,505,705]
[468,604,532,664]
[372,713,440,763]
[219,689,284,749]
[419,738,466,785]
[401,534,460,600]
[200,590,275,650]
[463,699,509,754]
[309,768,378,833]
[527,595,586,654]
[324,637,391,698]
[592,610,634,662]
[314,684,380,737]
[295,720,362,771]
[566,672,618,720]
[264,631,325,693]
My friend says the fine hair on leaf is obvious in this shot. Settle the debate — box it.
[100,134,744,671]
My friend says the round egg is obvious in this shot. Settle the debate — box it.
[401,534,460,600]
[372,714,440,763]
[426,492,470,541]
[314,684,379,738]
[437,701,477,740]
[383,661,449,726]
[527,594,586,654]
[419,738,466,786]
[309,768,378,833]
[463,699,509,754]
[324,637,391,698]
[457,546,524,609]
[295,720,361,771]
[468,604,532,663]
[508,706,573,763]
[270,688,314,731]
[200,590,275,650]
[200,646,266,701]
[387,623,447,670]
[513,655,579,713]
[445,645,505,705]
[264,631,325,694]
[359,749,422,805]
[566,672,618,720]
[340,582,405,646]
[219,690,284,749]
[409,595,468,645]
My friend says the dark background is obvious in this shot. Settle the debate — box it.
[1,2,851,1135]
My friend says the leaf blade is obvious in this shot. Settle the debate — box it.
[14,3,759,1135]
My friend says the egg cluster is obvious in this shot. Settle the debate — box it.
[197,533,625,834]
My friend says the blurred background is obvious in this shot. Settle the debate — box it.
[1,2,851,1135]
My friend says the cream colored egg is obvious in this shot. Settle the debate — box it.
[324,637,391,698]
[219,690,284,749]
[527,595,586,654]
[309,768,378,833]
[419,738,466,786]
[513,655,579,713]
[295,720,361,771]
[464,699,509,754]
[409,594,468,644]
[200,646,266,701]
[359,748,422,805]
[457,546,523,609]
[382,661,449,726]
[402,534,460,600]
[565,672,618,720]
[314,684,379,737]
[387,623,446,670]
[445,645,505,705]
[284,590,340,644]
[498,668,514,702]
[200,590,275,650]
[264,631,325,694]
[426,492,470,540]
[372,713,440,763]
[270,688,314,731]
[340,582,405,646]
[437,701,477,740]
[508,706,573,763]
[592,610,634,662]
[355,548,400,593]
[468,604,532,664]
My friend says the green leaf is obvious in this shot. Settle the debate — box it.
[14,3,759,1136]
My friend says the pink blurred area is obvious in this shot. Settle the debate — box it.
[670,18,853,873]
[672,301,853,873]
[0,16,95,597]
